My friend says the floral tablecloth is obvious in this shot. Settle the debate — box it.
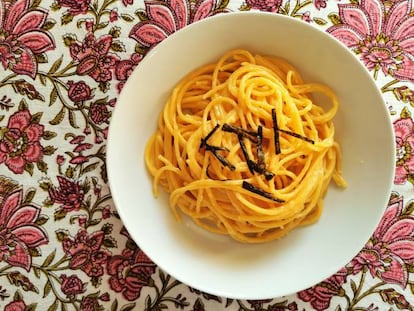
[1,0,414,310]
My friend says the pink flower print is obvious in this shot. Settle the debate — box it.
[102,206,111,219]
[109,8,118,22]
[0,187,48,271]
[57,0,91,15]
[99,293,110,301]
[70,155,88,164]
[70,33,119,83]
[62,229,110,278]
[85,18,94,31]
[302,11,311,23]
[348,195,414,287]
[348,240,390,276]
[78,215,87,227]
[67,81,93,103]
[60,274,86,296]
[327,0,414,81]
[359,34,404,74]
[80,296,102,311]
[129,0,229,50]
[89,101,111,125]
[48,176,85,213]
[245,0,282,12]
[393,116,414,184]
[107,248,157,301]
[115,53,142,92]
[122,0,134,5]
[101,127,109,139]
[4,299,26,311]
[313,0,327,10]
[0,42,16,69]
[56,155,65,165]
[0,0,55,78]
[370,196,414,287]
[297,268,348,311]
[0,109,45,174]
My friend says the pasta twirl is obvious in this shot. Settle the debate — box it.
[145,49,346,243]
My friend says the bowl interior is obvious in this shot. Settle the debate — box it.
[107,12,395,299]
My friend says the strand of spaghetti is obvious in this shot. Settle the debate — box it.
[212,49,256,89]
[169,179,295,217]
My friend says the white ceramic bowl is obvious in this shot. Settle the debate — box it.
[107,12,395,299]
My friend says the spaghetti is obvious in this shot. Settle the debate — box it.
[145,49,346,243]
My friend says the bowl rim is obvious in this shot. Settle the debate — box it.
[107,11,396,299]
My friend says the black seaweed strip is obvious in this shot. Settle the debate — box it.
[222,123,258,143]
[242,181,285,203]
[247,161,274,181]
[271,109,281,154]
[253,126,274,180]
[263,171,275,181]
[279,129,315,144]
[210,150,236,171]
[200,123,235,171]
[200,123,220,148]
[237,134,254,174]
[256,125,264,165]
